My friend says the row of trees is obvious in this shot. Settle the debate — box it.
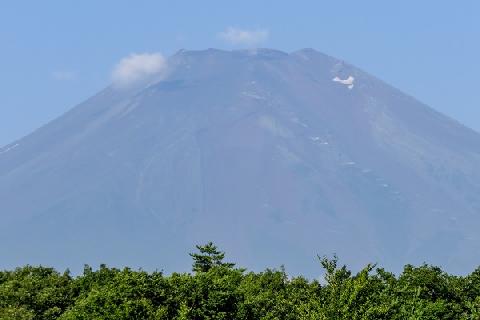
[1,242,480,319]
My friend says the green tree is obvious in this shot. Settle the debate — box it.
[189,242,234,273]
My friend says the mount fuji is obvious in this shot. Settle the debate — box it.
[1,48,479,276]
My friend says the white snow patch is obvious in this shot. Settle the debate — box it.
[291,117,309,128]
[242,91,265,100]
[343,161,356,166]
[0,143,19,155]
[333,75,355,89]
[310,136,329,145]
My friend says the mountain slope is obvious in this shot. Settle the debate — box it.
[1,48,479,275]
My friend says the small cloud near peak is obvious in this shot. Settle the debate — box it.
[111,53,167,88]
[218,27,269,47]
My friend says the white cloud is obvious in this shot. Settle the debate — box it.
[111,53,167,88]
[218,27,269,47]
[51,71,75,81]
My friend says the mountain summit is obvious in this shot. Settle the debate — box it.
[1,48,479,275]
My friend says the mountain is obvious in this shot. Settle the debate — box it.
[1,48,480,276]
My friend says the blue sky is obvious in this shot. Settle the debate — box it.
[1,1,479,146]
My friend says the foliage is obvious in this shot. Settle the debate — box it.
[1,244,479,319]
[189,242,235,273]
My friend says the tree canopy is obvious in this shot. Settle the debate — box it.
[1,243,479,319]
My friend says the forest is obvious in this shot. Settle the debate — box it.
[1,242,480,319]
